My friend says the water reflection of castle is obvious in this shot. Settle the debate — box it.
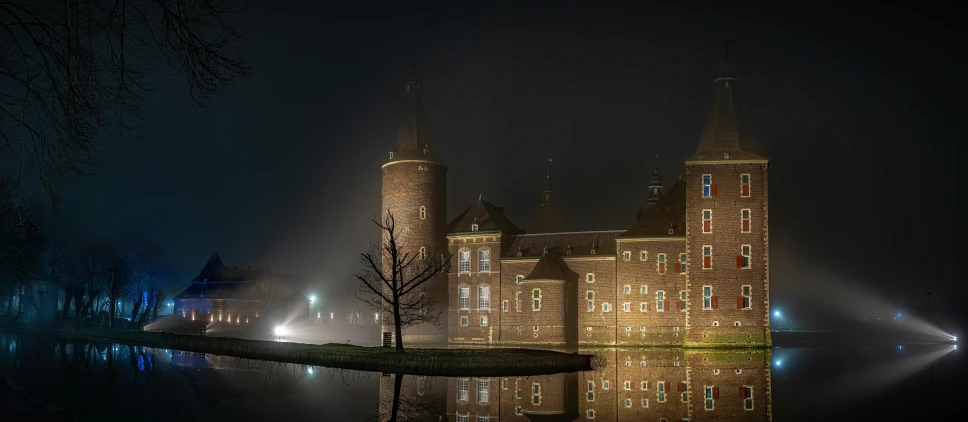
[381,348,772,421]
[169,349,307,411]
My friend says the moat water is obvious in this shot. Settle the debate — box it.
[0,334,960,421]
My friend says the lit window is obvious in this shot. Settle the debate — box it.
[741,174,751,197]
[640,302,648,312]
[702,245,712,269]
[657,253,667,274]
[623,285,631,294]
[532,289,541,311]
[459,249,470,273]
[743,385,754,410]
[739,245,751,269]
[502,300,509,312]
[419,206,426,220]
[460,316,468,326]
[679,253,687,274]
[741,209,751,233]
[586,273,595,283]
[478,285,490,310]
[457,378,469,401]
[480,315,488,327]
[704,386,717,410]
[702,209,712,233]
[680,290,687,311]
[418,247,426,260]
[640,251,647,261]
[459,287,470,310]
[586,291,595,312]
[477,379,489,403]
[741,285,752,309]
[656,291,665,312]
[479,248,491,272]
[703,286,713,310]
[623,302,631,312]
[702,174,713,197]
[623,251,631,261]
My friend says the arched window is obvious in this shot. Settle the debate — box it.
[459,248,470,273]
[478,284,490,310]
[419,206,426,220]
[478,247,491,272]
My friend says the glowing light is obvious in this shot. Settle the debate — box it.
[897,345,904,350]
[774,359,782,367]
[307,366,314,375]
[773,310,780,317]
[317,312,321,319]
[897,313,902,318]
[274,326,289,336]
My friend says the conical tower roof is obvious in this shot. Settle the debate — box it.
[689,52,767,162]
[391,68,437,161]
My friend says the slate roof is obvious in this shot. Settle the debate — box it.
[506,231,622,258]
[621,180,686,238]
[176,253,307,301]
[522,253,572,282]
[389,73,439,162]
[689,56,767,162]
[448,198,524,235]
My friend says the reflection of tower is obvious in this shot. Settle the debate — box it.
[381,66,448,342]
[684,50,771,346]
[637,155,664,220]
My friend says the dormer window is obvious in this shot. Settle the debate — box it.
[389,151,394,159]
[471,224,478,231]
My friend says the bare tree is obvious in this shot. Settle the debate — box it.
[0,183,46,316]
[354,211,448,353]
[105,256,130,328]
[256,274,281,319]
[73,241,115,319]
[0,1,252,205]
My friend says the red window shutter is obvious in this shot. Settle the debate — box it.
[739,386,746,398]
[736,255,744,268]
[645,303,650,311]
[742,184,750,197]
[743,220,750,232]
[703,220,711,232]
[737,297,743,309]
[711,184,718,196]
[677,382,683,392]
[676,300,681,311]
[713,386,720,399]
[703,256,711,268]
[675,263,681,273]
[658,263,666,273]
[711,296,718,309]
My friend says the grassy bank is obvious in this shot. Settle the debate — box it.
[20,326,591,376]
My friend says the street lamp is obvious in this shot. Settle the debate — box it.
[309,295,316,308]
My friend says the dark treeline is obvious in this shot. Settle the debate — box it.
[0,178,183,327]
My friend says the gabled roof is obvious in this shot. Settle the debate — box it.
[179,253,308,300]
[522,253,572,282]
[448,198,524,235]
[506,231,622,258]
[689,55,767,162]
[621,180,686,238]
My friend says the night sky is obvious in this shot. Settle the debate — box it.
[51,3,962,313]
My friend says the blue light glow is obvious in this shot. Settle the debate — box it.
[307,366,314,375]
[773,310,780,317]
[897,345,903,350]
[774,359,782,367]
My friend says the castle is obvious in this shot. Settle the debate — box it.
[381,54,770,347]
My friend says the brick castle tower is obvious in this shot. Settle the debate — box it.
[684,53,771,345]
[381,69,448,343]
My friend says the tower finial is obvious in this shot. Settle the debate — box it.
[547,158,553,179]
[653,154,659,175]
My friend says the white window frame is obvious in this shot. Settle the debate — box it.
[657,381,666,402]
[704,386,715,410]
[744,385,754,410]
[702,174,712,197]
[531,383,541,405]
[702,245,712,269]
[741,173,751,197]
[471,223,479,231]
[480,315,488,327]
[679,253,687,274]
[742,285,752,309]
[623,251,631,261]
[532,289,541,311]
[459,249,471,273]
[477,379,490,403]
[479,248,491,273]
[603,380,610,390]
[602,302,612,312]
[478,284,490,310]
[680,290,687,312]
[642,398,649,408]
[586,409,596,419]
[656,291,665,312]
[515,291,522,312]
[702,209,712,233]
[586,273,595,283]
[741,244,751,269]
[623,285,631,294]
[640,302,648,312]
[459,286,470,310]
[502,300,509,312]
[457,378,469,401]
[640,251,647,261]
[657,253,667,274]
[640,285,648,294]
[586,291,595,312]
[515,274,524,284]
[460,315,468,326]
[741,208,751,233]
[703,285,712,310]
[624,398,632,408]
[623,302,631,312]
[419,206,426,220]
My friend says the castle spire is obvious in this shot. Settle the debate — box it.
[689,48,767,162]
[393,62,434,160]
[637,154,664,220]
[530,158,566,233]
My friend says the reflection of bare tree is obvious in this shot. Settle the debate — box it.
[372,373,446,422]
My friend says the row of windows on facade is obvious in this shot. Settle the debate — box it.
[177,308,257,322]
[457,247,491,273]
[702,173,753,198]
[700,208,754,234]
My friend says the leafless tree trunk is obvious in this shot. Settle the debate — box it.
[106,257,130,328]
[354,211,448,353]
[0,1,252,205]
[256,275,281,318]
